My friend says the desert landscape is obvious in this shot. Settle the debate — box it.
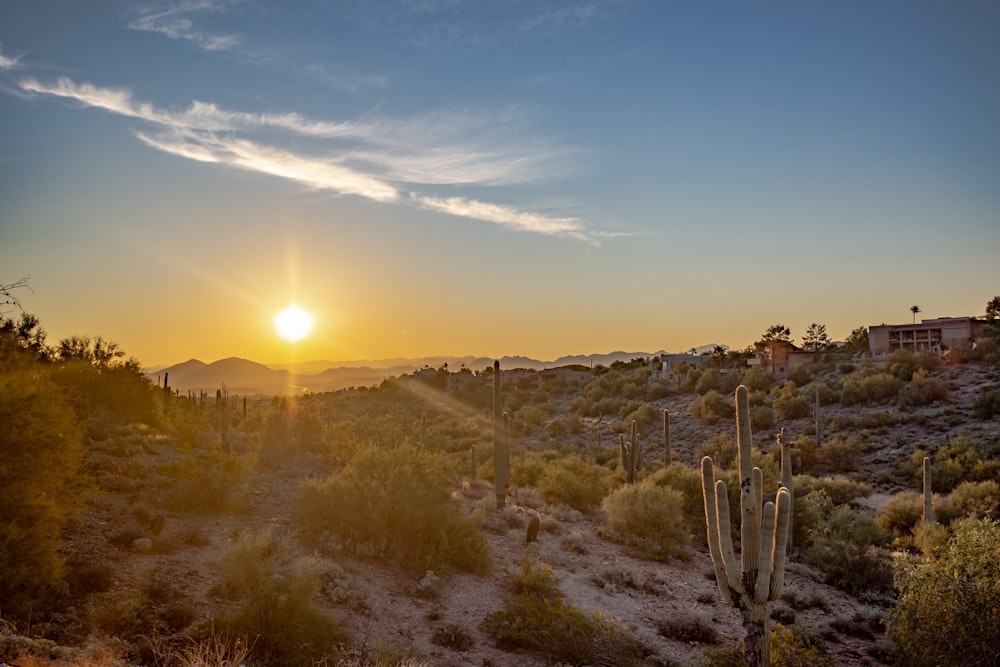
[2,321,999,667]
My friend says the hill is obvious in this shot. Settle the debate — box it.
[151,350,670,394]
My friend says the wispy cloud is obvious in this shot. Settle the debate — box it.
[521,1,616,31]
[14,74,598,241]
[414,195,590,242]
[0,44,23,71]
[128,0,241,51]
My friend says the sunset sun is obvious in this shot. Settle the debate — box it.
[274,305,314,343]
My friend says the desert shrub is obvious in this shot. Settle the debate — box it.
[202,529,347,666]
[770,605,796,626]
[431,622,474,651]
[696,369,740,396]
[876,491,924,542]
[658,615,718,644]
[694,433,738,468]
[750,405,775,430]
[623,401,662,431]
[644,462,707,538]
[741,366,773,392]
[701,624,834,667]
[889,518,1000,667]
[972,386,1000,419]
[773,382,811,420]
[510,450,550,487]
[787,364,812,386]
[928,435,1000,491]
[482,560,643,667]
[939,480,1000,522]
[691,389,734,425]
[295,443,491,576]
[886,349,938,381]
[536,453,614,511]
[840,368,902,405]
[811,436,866,474]
[899,368,949,408]
[794,474,871,506]
[602,483,691,560]
[804,498,893,595]
[0,369,87,620]
[166,450,250,513]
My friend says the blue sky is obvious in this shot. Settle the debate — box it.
[1,1,998,366]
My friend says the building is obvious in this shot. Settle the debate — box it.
[868,317,983,355]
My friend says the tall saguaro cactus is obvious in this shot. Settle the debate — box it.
[922,455,935,527]
[493,361,509,510]
[702,385,792,667]
[662,408,671,465]
[620,420,642,483]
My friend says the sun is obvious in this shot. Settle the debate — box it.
[274,304,314,343]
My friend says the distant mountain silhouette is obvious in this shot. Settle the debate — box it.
[150,350,676,395]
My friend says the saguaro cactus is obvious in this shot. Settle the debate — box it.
[702,385,791,667]
[663,408,671,465]
[619,421,642,483]
[922,455,935,527]
[493,361,509,510]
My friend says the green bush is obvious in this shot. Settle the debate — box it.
[0,369,87,620]
[602,482,691,560]
[482,560,644,667]
[692,389,734,425]
[876,491,924,543]
[536,453,614,511]
[696,369,740,397]
[899,368,949,408]
[741,366,773,392]
[295,443,491,576]
[201,529,347,666]
[773,382,811,420]
[972,387,1000,419]
[750,405,775,431]
[839,368,902,405]
[939,480,1000,522]
[794,474,871,506]
[804,497,893,595]
[644,463,707,538]
[889,518,1000,667]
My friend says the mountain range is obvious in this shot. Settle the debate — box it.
[146,349,712,395]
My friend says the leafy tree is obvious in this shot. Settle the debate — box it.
[0,368,87,619]
[889,518,1000,667]
[801,323,830,353]
[844,326,869,354]
[755,324,792,375]
[49,334,157,423]
[985,296,1000,320]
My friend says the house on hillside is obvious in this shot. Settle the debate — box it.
[657,353,709,382]
[868,317,983,355]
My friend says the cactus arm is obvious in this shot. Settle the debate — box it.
[736,386,758,574]
[923,456,935,526]
[663,408,671,465]
[754,500,777,603]
[702,457,734,605]
[768,487,791,601]
[715,480,744,595]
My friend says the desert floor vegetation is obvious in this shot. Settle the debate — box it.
[3,311,1000,666]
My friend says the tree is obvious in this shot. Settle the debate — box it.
[801,323,830,353]
[911,305,921,324]
[986,297,1000,320]
[755,324,792,375]
[0,368,87,619]
[844,326,870,354]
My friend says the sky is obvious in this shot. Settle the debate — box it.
[1,1,998,368]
